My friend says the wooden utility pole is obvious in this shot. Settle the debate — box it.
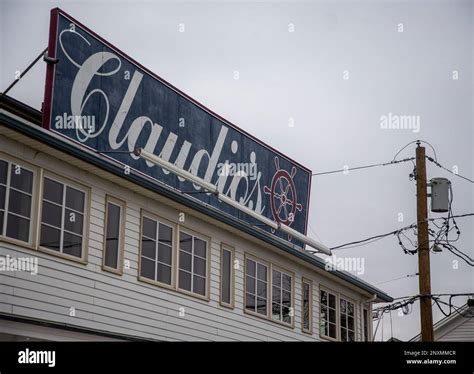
[415,141,434,341]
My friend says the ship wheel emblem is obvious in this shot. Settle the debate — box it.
[264,157,303,235]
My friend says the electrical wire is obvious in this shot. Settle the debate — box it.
[311,157,414,176]
[426,156,474,184]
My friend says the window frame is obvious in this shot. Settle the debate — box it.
[219,243,235,309]
[319,286,339,341]
[176,226,210,301]
[270,264,295,328]
[38,171,90,264]
[362,305,372,342]
[301,277,313,335]
[243,253,270,321]
[0,153,39,249]
[101,195,126,275]
[339,295,356,342]
[138,209,176,290]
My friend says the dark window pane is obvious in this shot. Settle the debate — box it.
[43,178,63,204]
[341,328,347,342]
[66,186,85,212]
[180,232,192,253]
[245,293,255,310]
[0,185,5,210]
[105,203,120,269]
[272,270,281,287]
[341,314,347,328]
[348,302,354,316]
[321,290,327,306]
[329,293,336,309]
[157,263,172,285]
[40,224,60,250]
[257,280,266,298]
[141,238,156,259]
[106,203,120,240]
[194,237,206,258]
[193,275,206,295]
[329,323,337,338]
[158,223,172,245]
[0,160,7,184]
[158,243,172,265]
[221,249,231,304]
[329,309,336,324]
[8,190,31,217]
[193,256,206,277]
[272,302,281,320]
[272,285,280,303]
[340,299,346,314]
[0,211,3,235]
[6,214,29,242]
[282,290,291,306]
[10,166,33,193]
[246,258,255,278]
[143,217,156,239]
[42,201,62,227]
[64,209,83,235]
[256,297,267,315]
[282,306,291,323]
[104,237,119,268]
[179,270,191,291]
[257,263,267,281]
[140,257,155,280]
[179,251,191,272]
[282,274,291,291]
[246,276,255,294]
[348,316,354,330]
[63,232,82,257]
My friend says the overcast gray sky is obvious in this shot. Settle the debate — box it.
[1,0,473,341]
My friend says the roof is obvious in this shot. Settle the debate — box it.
[410,303,473,341]
[0,94,393,303]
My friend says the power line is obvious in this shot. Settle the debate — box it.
[374,272,418,286]
[311,157,414,177]
[425,156,474,184]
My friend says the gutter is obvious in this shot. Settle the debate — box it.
[0,96,393,303]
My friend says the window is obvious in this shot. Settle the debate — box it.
[271,268,293,324]
[0,159,34,243]
[178,230,208,296]
[140,215,173,286]
[103,197,125,273]
[320,289,337,339]
[245,257,268,316]
[302,279,312,333]
[363,307,370,342]
[40,176,87,259]
[340,298,355,341]
[220,245,234,308]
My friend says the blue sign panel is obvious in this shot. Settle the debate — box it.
[43,8,312,244]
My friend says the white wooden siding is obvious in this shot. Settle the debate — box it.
[0,132,372,341]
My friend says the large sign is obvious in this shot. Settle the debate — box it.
[43,8,312,244]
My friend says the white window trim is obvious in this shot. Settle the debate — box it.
[219,243,235,309]
[301,277,313,334]
[0,154,38,248]
[243,253,270,320]
[339,296,356,342]
[138,210,176,290]
[319,287,339,341]
[102,195,126,275]
[176,226,210,301]
[38,171,90,263]
[270,264,295,328]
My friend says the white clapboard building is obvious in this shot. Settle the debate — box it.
[0,8,392,342]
